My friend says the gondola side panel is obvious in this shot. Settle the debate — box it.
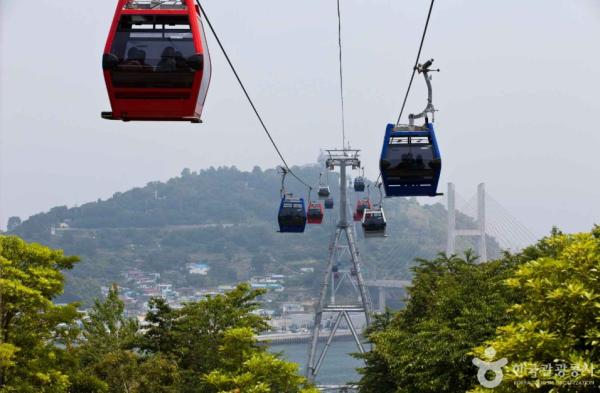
[103,0,130,118]
[189,1,212,119]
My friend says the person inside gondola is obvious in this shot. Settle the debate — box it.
[157,46,177,72]
[125,47,141,65]
[119,47,146,72]
[400,152,414,169]
[174,50,188,70]
[415,154,425,169]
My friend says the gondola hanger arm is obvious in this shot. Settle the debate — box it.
[409,59,440,125]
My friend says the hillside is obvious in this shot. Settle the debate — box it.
[11,164,500,305]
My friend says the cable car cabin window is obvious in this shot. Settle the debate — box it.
[109,15,198,88]
[365,212,385,224]
[308,208,322,216]
[383,136,438,178]
[279,202,305,225]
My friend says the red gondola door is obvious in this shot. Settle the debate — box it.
[102,0,211,122]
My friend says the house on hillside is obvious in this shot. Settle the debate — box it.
[187,263,210,275]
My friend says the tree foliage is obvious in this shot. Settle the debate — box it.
[0,235,79,392]
[469,226,600,392]
[359,227,600,393]
[357,251,522,393]
[138,283,316,393]
[0,235,316,393]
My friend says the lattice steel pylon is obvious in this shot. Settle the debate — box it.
[306,149,373,383]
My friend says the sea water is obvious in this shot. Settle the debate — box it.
[270,339,365,386]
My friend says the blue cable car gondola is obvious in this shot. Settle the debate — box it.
[354,177,365,192]
[380,59,442,198]
[324,198,334,209]
[278,195,307,233]
[379,122,441,197]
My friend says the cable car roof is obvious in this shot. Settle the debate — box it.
[125,0,187,10]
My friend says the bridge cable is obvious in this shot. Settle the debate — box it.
[196,1,312,191]
[396,0,436,125]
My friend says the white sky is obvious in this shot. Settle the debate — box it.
[1,0,599,237]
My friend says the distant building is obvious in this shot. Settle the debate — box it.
[7,217,21,232]
[250,277,285,292]
[282,303,304,313]
[187,263,210,275]
[300,267,314,273]
[252,308,276,317]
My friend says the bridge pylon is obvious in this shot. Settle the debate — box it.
[446,182,487,262]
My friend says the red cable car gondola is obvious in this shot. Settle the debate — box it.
[353,198,371,221]
[102,0,211,123]
[307,202,324,224]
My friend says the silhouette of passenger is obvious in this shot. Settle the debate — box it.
[137,49,147,65]
[174,50,188,69]
[125,47,142,65]
[157,46,177,71]
[415,154,425,168]
[401,152,414,168]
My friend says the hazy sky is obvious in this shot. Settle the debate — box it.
[1,0,599,237]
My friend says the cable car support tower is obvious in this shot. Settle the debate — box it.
[306,149,373,383]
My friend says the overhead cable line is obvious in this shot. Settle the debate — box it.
[196,1,312,190]
[396,0,436,125]
[336,0,347,149]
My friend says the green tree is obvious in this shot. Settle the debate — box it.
[70,285,140,393]
[0,235,79,392]
[358,251,521,393]
[140,283,316,393]
[469,227,600,392]
[354,311,396,393]
[79,285,138,365]
[203,328,318,393]
[136,354,181,393]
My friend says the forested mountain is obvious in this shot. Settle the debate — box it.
[11,164,499,304]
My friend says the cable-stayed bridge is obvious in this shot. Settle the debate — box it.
[443,182,537,259]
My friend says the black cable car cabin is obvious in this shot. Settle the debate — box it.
[324,198,334,209]
[278,195,306,233]
[354,177,365,192]
[379,122,441,197]
[317,186,331,198]
[362,208,387,238]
